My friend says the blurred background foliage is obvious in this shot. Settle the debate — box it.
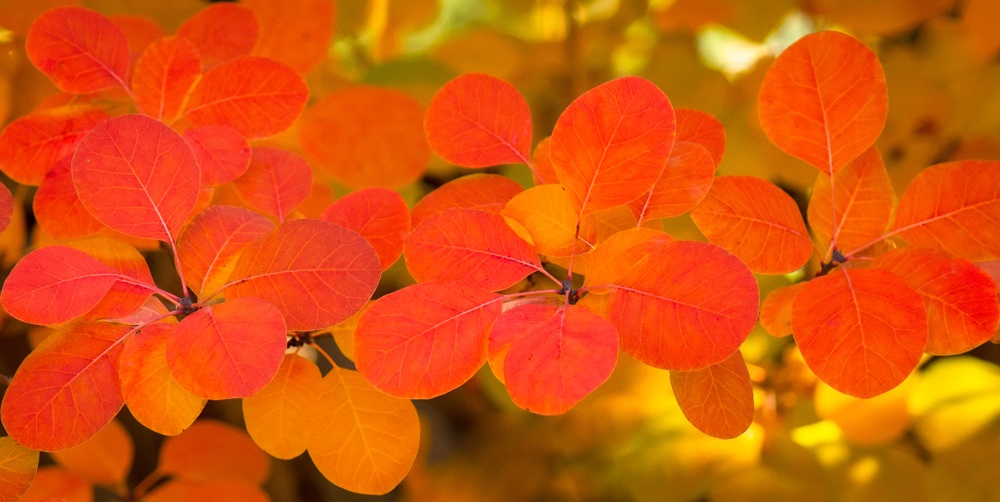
[2,0,1000,501]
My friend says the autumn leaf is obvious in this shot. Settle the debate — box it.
[242,0,334,74]
[501,184,593,257]
[531,136,557,185]
[0,105,109,185]
[33,157,104,238]
[16,467,89,502]
[0,183,11,235]
[410,173,523,228]
[182,125,251,186]
[670,350,754,439]
[675,108,726,166]
[243,354,322,459]
[50,419,132,486]
[25,7,130,93]
[321,187,411,271]
[176,3,257,67]
[759,282,806,338]
[66,237,156,320]
[176,206,273,298]
[583,227,674,290]
[132,36,201,122]
[0,437,38,502]
[232,147,312,222]
[158,419,269,484]
[630,141,716,222]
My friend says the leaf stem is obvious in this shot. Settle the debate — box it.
[312,342,338,369]
[166,237,192,302]
[131,470,166,499]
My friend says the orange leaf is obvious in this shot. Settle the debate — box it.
[583,227,674,290]
[243,354,321,459]
[808,146,895,254]
[0,183,10,235]
[66,237,155,320]
[167,298,286,399]
[119,323,205,436]
[0,105,108,185]
[0,322,130,451]
[792,268,927,398]
[300,86,429,188]
[489,303,618,415]
[758,31,888,174]
[0,436,39,502]
[176,206,273,298]
[550,76,676,216]
[890,160,1000,261]
[404,208,541,291]
[1,246,120,325]
[306,366,420,495]
[17,467,88,502]
[872,247,1000,355]
[50,419,132,486]
[675,108,725,166]
[182,125,251,186]
[224,219,381,330]
[501,184,593,257]
[25,7,129,93]
[243,0,335,74]
[355,282,501,398]
[144,480,268,502]
[410,173,523,228]
[608,240,758,370]
[184,56,308,139]
[670,350,753,439]
[424,73,532,167]
[233,147,312,222]
[176,3,257,67]
[321,187,411,271]
[33,157,104,238]
[73,114,200,241]
[158,419,269,484]
[531,136,558,185]
[132,36,200,122]
[690,176,812,274]
[629,141,716,221]
[759,282,807,338]
[111,15,165,63]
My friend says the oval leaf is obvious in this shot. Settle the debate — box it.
[243,354,321,459]
[33,157,104,239]
[630,141,716,221]
[676,108,725,166]
[132,36,201,122]
[670,350,754,439]
[176,3,258,67]
[759,282,807,338]
[502,184,593,257]
[410,173,523,228]
[159,419,269,484]
[321,187,411,271]
[16,467,89,502]
[67,237,156,320]
[583,227,674,289]
[177,206,274,298]
[0,106,109,186]
[182,125,251,186]
[26,7,129,93]
[50,419,132,486]
[233,147,312,222]
[243,0,334,74]
[0,436,39,502]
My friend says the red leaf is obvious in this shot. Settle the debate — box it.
[184,56,308,139]
[675,108,725,166]
[758,31,888,174]
[0,436,38,501]
[132,36,201,122]
[872,247,1000,355]
[629,141,716,221]
[233,147,312,222]
[550,76,676,216]
[670,350,753,439]
[759,282,806,338]
[690,176,812,274]
[167,297,286,399]
[792,268,927,398]
[355,282,501,398]
[224,219,381,330]
[158,419,269,484]
[176,3,258,67]
[488,303,618,415]
[25,7,129,93]
[242,0,334,74]
[608,240,758,370]
[404,208,542,291]
[300,86,429,188]
[0,105,109,185]
[424,73,532,167]
[321,188,411,271]
[66,237,156,320]
[72,114,200,241]
[111,15,165,63]
[890,160,1000,261]
[33,157,104,238]
[0,322,130,451]
[243,354,321,459]
[1,246,120,325]
[410,173,523,228]
[0,181,13,235]
[177,206,274,298]
[182,125,251,186]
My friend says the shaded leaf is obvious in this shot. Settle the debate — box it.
[321,187,411,271]
[792,268,927,398]
[355,282,501,398]
[410,173,523,228]
[815,377,915,446]
[909,356,1000,451]
[0,105,108,185]
[583,227,674,289]
[531,136,557,185]
[608,240,758,370]
[501,184,592,257]
[307,366,420,495]
[676,108,725,166]
[225,219,381,330]
[233,147,312,222]
[158,419,269,484]
[243,354,321,459]
[111,14,165,63]
[182,125,251,186]
[243,0,334,74]
[50,419,132,486]
[758,30,888,174]
[33,157,104,238]
[176,3,257,67]
[132,36,201,122]
[690,176,812,274]
[16,467,89,502]
[630,141,716,222]
[0,436,38,502]
[759,282,806,338]
[25,7,129,93]
[0,183,11,235]
[670,350,753,439]
[176,206,273,298]
[144,480,268,502]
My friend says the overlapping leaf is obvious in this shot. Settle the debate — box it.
[670,350,753,439]
[0,183,11,235]
[132,36,201,122]
[583,227,674,289]
[16,467,88,501]
[792,268,927,398]
[182,126,251,186]
[759,283,806,338]
[33,157,104,238]
[630,141,716,221]
[177,206,273,298]
[176,3,257,67]
[25,7,130,93]
[0,436,38,502]
[242,0,334,74]
[675,108,725,166]
[50,419,132,486]
[410,173,523,227]
[321,187,411,270]
[233,147,312,222]
[501,184,593,257]
[67,237,156,320]
[531,136,558,184]
[243,354,321,459]
[158,419,269,484]
[355,282,501,398]
[0,105,109,185]
[144,480,269,502]
[758,30,888,174]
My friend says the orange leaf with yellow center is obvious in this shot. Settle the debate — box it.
[410,173,523,228]
[670,350,753,439]
[50,419,132,486]
[321,187,411,271]
[0,105,108,185]
[630,141,716,222]
[0,436,38,502]
[132,36,201,122]
[176,3,257,67]
[26,7,129,93]
[243,354,321,459]
[158,419,269,484]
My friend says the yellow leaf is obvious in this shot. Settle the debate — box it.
[243,354,321,459]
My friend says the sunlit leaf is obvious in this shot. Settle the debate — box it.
[176,206,273,298]
[300,86,429,188]
[872,247,1000,355]
[225,219,381,330]
[132,36,201,122]
[243,354,321,459]
[691,176,812,274]
[608,240,758,370]
[630,141,716,222]
[33,157,104,238]
[321,187,411,271]
[243,0,334,74]
[119,323,206,436]
[489,303,618,415]
[0,436,39,502]
[758,30,888,174]
[158,419,269,484]
[551,76,676,215]
[307,366,420,495]
[424,73,532,167]
[909,356,1000,452]
[0,105,108,185]
[0,322,131,451]
[25,7,129,93]
[759,282,806,338]
[793,268,927,398]
[16,467,89,502]
[670,350,753,439]
[501,184,592,257]
[73,114,200,241]
[890,160,1000,261]
[176,3,257,67]
[815,376,915,446]
[355,282,501,398]
[531,136,558,185]
[182,125,251,186]
[583,227,674,290]
[675,108,725,166]
[404,208,542,291]
[50,419,132,486]
[66,237,155,320]
[410,173,523,228]
[232,147,312,222]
